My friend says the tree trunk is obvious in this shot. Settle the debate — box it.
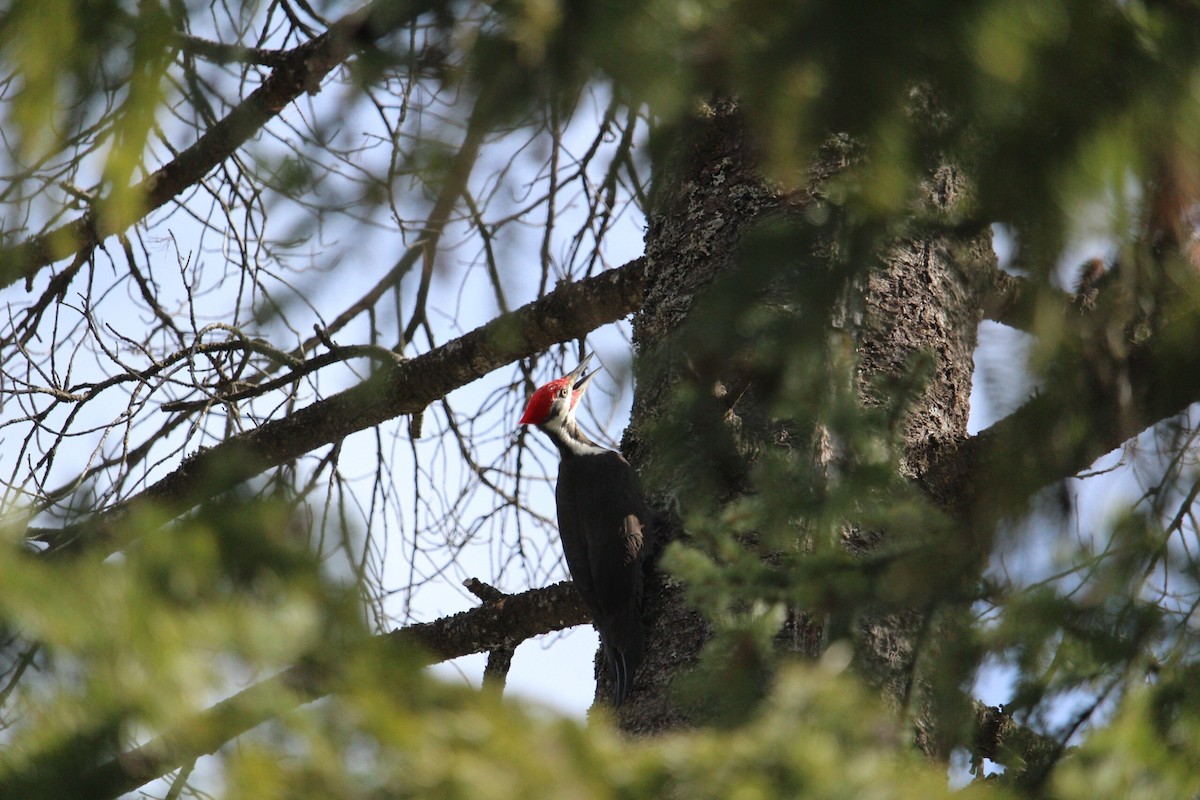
[616,102,991,741]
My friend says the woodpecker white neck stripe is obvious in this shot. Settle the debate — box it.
[558,437,611,457]
[543,417,610,457]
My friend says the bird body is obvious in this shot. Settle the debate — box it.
[519,355,649,705]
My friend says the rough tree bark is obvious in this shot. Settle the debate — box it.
[616,104,784,733]
[615,102,990,740]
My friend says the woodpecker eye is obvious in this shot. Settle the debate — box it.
[558,387,569,399]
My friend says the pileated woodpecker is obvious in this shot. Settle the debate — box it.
[519,354,649,706]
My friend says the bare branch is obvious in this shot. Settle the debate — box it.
[174,34,293,68]
[0,0,445,293]
[30,258,646,553]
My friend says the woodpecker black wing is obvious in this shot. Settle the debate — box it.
[555,449,649,705]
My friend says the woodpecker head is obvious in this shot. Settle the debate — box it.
[519,354,595,433]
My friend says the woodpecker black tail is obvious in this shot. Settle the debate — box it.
[520,354,649,706]
[601,592,644,705]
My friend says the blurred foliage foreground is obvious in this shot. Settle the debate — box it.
[0,396,1198,800]
[0,493,965,800]
[3,0,1200,796]
[0,493,991,800]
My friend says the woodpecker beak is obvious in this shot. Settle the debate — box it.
[567,354,595,403]
[565,353,593,381]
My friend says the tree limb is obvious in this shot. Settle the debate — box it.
[30,259,646,553]
[923,282,1200,522]
[979,267,1075,333]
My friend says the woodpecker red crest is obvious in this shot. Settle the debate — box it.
[519,354,649,706]
[519,357,594,427]
[517,380,564,426]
